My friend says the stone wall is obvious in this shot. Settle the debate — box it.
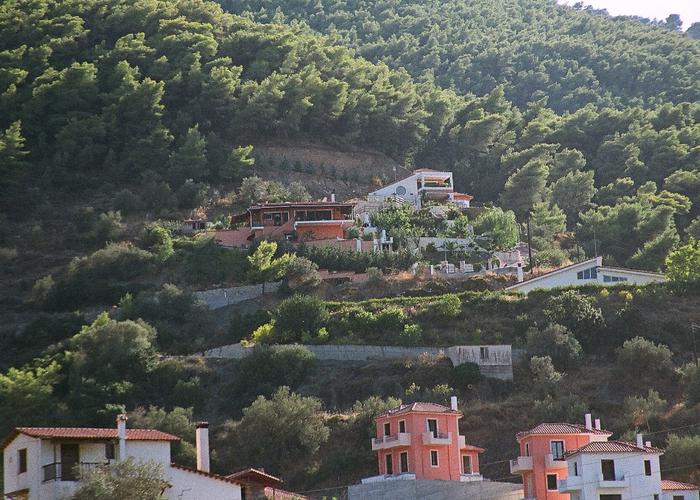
[193,282,281,310]
[203,343,517,380]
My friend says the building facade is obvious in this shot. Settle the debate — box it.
[506,257,666,294]
[510,415,612,500]
[368,169,472,209]
[559,438,663,500]
[366,398,483,483]
[661,480,700,500]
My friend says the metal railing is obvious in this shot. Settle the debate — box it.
[42,462,106,482]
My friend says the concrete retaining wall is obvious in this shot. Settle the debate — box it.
[203,343,516,380]
[193,282,281,310]
[348,479,522,500]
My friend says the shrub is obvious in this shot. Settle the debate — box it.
[616,337,674,382]
[404,383,452,405]
[30,275,55,308]
[400,324,422,346]
[533,394,589,422]
[228,310,271,344]
[251,322,275,344]
[284,256,321,292]
[680,363,700,406]
[530,355,562,394]
[622,389,667,431]
[375,306,406,332]
[450,362,481,387]
[173,237,249,286]
[526,324,582,370]
[273,294,329,343]
[664,434,700,485]
[431,294,462,319]
[141,223,173,262]
[544,290,604,349]
[113,189,143,213]
[345,226,361,239]
[366,267,384,286]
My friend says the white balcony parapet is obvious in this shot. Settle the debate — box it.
[422,431,452,445]
[559,475,583,492]
[509,456,533,473]
[371,432,411,451]
[545,454,567,469]
[361,473,416,484]
[598,474,628,488]
[459,473,483,482]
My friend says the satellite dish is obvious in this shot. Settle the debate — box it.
[395,186,407,195]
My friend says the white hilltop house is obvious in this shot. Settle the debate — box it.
[367,169,472,209]
[2,416,300,500]
[505,256,666,294]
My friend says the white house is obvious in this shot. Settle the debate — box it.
[2,417,295,500]
[662,480,700,500]
[559,436,663,500]
[368,169,472,209]
[505,256,666,294]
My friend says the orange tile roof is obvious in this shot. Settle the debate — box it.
[2,427,179,449]
[377,402,461,418]
[451,192,474,201]
[661,479,700,491]
[517,423,612,440]
[227,467,283,486]
[564,440,663,458]
[461,444,486,453]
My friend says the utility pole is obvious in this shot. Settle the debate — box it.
[527,214,534,276]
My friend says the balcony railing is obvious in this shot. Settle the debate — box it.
[509,456,533,473]
[43,462,107,482]
[545,454,567,468]
[599,473,628,487]
[371,433,411,450]
[422,431,451,445]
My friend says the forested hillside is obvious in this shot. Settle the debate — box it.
[220,0,700,111]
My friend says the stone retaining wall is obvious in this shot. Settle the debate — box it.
[204,343,520,380]
[193,282,281,310]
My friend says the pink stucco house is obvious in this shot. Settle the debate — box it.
[367,397,484,483]
[510,414,612,499]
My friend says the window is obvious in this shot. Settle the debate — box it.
[427,419,438,438]
[672,496,683,500]
[430,450,439,467]
[599,496,622,500]
[550,440,565,460]
[573,461,578,476]
[462,455,472,474]
[18,449,27,474]
[400,452,409,473]
[604,275,628,283]
[546,473,557,490]
[385,454,393,475]
[525,443,530,457]
[644,459,651,476]
[105,443,115,460]
[578,267,598,280]
[601,459,616,481]
[384,422,391,437]
[480,347,489,360]
[398,420,406,433]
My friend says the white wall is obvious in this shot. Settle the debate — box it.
[165,466,242,500]
[565,452,661,499]
[3,434,42,500]
[369,176,421,206]
[662,490,700,500]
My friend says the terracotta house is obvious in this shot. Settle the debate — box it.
[368,398,484,483]
[510,414,612,500]
[218,200,355,248]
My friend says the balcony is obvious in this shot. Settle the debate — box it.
[371,433,411,451]
[422,431,452,445]
[43,462,106,482]
[559,475,583,492]
[361,473,416,484]
[509,456,533,474]
[459,473,483,482]
[598,473,628,488]
[545,454,567,469]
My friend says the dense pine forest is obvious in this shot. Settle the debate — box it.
[1,0,700,496]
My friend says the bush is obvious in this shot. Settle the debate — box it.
[450,362,481,387]
[30,275,55,308]
[400,324,422,346]
[533,394,589,422]
[366,267,384,286]
[284,256,321,292]
[664,434,700,485]
[228,310,271,344]
[375,306,406,332]
[680,363,700,406]
[431,294,462,319]
[141,223,173,262]
[404,383,452,405]
[543,290,604,349]
[616,337,674,382]
[526,323,582,370]
[273,294,330,343]
[172,237,249,286]
[530,355,562,394]
[622,389,666,431]
[113,189,143,213]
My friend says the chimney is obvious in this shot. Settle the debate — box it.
[117,414,128,460]
[450,396,458,411]
[196,422,210,473]
[594,418,601,430]
[645,441,652,448]
[584,413,592,430]
[636,433,644,448]
[330,191,336,203]
[516,262,524,283]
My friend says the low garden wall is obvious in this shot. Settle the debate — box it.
[193,282,281,310]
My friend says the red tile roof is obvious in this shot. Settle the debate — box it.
[227,468,283,486]
[2,427,180,449]
[516,423,612,440]
[451,192,474,201]
[564,440,663,458]
[170,463,243,485]
[377,402,461,418]
[461,444,486,453]
[661,479,700,491]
